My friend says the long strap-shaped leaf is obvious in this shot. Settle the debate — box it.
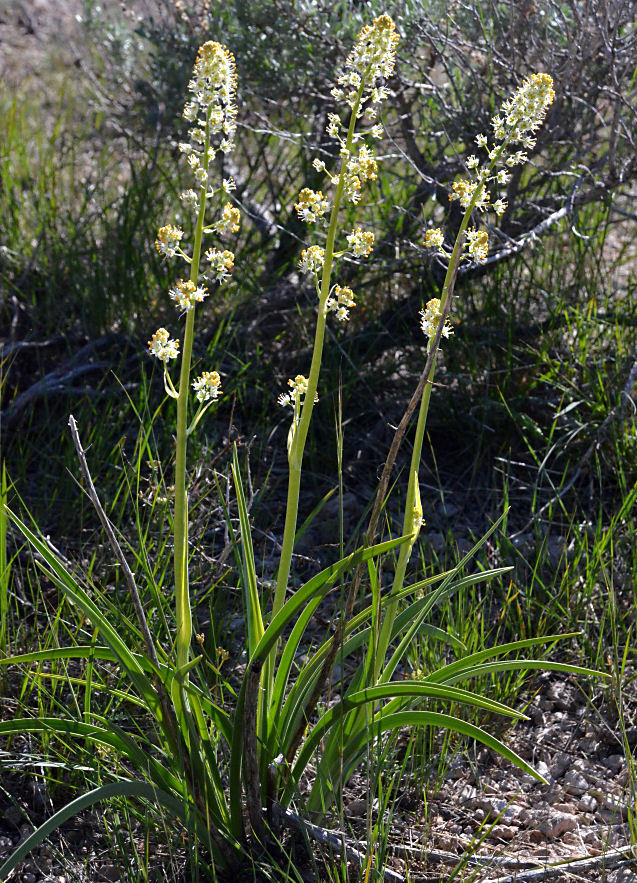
[0,779,221,879]
[423,634,604,683]
[307,709,546,814]
[227,532,411,840]
[231,445,264,657]
[284,682,526,803]
[5,509,162,720]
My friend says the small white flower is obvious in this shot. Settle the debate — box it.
[346,226,374,257]
[192,370,222,403]
[420,298,453,341]
[148,328,180,362]
[299,246,325,274]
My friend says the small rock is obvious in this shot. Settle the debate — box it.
[459,784,477,802]
[550,753,571,778]
[608,869,637,883]
[492,825,517,841]
[22,875,36,883]
[547,681,572,711]
[346,799,366,816]
[577,794,598,813]
[602,754,624,774]
[0,835,13,849]
[601,795,629,819]
[563,769,588,796]
[535,760,551,781]
[551,802,578,814]
[537,811,578,838]
[562,830,581,846]
[481,798,508,819]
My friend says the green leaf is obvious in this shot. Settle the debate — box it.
[286,681,526,799]
[0,780,214,879]
[5,509,162,722]
[423,634,599,683]
[307,710,546,813]
[231,446,264,656]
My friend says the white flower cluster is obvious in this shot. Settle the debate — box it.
[495,73,555,144]
[465,228,489,263]
[148,328,180,362]
[277,375,319,408]
[325,285,356,323]
[169,279,208,312]
[155,225,184,259]
[331,14,399,114]
[299,246,325,275]
[192,370,222,403]
[204,248,235,282]
[214,203,241,235]
[424,228,445,251]
[346,226,374,258]
[440,74,555,267]
[179,42,238,191]
[420,298,453,342]
[295,188,330,224]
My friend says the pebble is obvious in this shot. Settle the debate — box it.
[562,769,588,795]
[602,754,624,773]
[0,835,13,849]
[537,810,578,838]
[492,824,517,841]
[550,753,571,778]
[577,793,598,813]
[22,875,36,883]
[608,869,637,883]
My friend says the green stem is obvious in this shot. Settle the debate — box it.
[173,112,212,672]
[371,173,492,681]
[271,87,366,621]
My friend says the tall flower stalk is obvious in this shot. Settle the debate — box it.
[149,42,240,674]
[272,15,400,621]
[372,73,557,678]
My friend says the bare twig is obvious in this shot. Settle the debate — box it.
[488,844,636,883]
[275,807,636,883]
[67,415,181,756]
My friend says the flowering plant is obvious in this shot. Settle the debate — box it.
[0,19,603,880]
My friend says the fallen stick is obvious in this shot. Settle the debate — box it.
[275,806,637,883]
